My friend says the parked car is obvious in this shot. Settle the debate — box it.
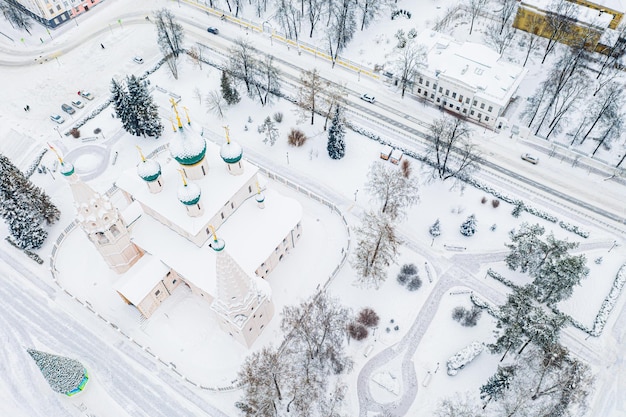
[360,93,376,103]
[71,99,84,109]
[133,56,144,64]
[80,91,94,100]
[521,153,539,165]
[50,114,65,124]
[61,103,75,115]
[207,27,219,34]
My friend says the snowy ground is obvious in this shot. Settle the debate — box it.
[0,0,626,416]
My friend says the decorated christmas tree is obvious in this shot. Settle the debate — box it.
[27,349,88,396]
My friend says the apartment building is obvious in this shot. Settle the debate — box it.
[11,0,103,28]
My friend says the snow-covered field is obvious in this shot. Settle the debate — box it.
[1,0,625,416]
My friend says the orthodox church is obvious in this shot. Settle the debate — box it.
[54,109,302,348]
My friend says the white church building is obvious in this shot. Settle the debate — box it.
[55,122,302,348]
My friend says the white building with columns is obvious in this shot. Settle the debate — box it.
[412,30,527,129]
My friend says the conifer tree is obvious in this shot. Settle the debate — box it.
[4,200,47,249]
[110,78,135,134]
[480,365,516,409]
[127,75,163,138]
[221,70,240,105]
[27,349,88,395]
[327,107,346,159]
[429,219,442,237]
[460,214,477,236]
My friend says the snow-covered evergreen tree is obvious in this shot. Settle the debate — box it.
[460,214,477,236]
[258,116,279,145]
[220,70,240,105]
[110,77,136,134]
[352,211,400,288]
[127,75,163,138]
[4,199,47,249]
[505,223,547,274]
[533,254,589,304]
[429,219,442,237]
[480,365,517,409]
[27,349,88,395]
[327,107,346,159]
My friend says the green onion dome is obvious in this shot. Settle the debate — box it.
[210,237,225,252]
[169,131,207,166]
[177,182,201,206]
[220,141,243,164]
[136,159,161,182]
[60,161,75,177]
[255,192,265,203]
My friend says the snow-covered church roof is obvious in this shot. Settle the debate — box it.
[168,126,207,166]
[136,158,161,182]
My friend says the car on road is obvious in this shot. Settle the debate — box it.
[521,153,539,165]
[133,56,144,64]
[80,91,94,100]
[50,114,65,124]
[71,99,84,109]
[61,103,75,115]
[360,93,376,103]
[207,27,219,35]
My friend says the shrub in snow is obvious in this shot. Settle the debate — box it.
[288,128,307,147]
[511,202,524,218]
[407,276,422,291]
[429,219,442,237]
[558,221,590,238]
[481,196,487,204]
[348,322,368,341]
[25,148,48,178]
[247,116,252,123]
[490,224,497,232]
[492,199,500,208]
[595,257,603,265]
[592,263,626,336]
[5,237,44,264]
[273,112,283,123]
[451,306,482,327]
[357,308,380,328]
[408,28,417,39]
[447,341,484,376]
[70,128,80,138]
[460,215,477,236]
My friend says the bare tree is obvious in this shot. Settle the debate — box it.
[306,0,325,37]
[578,81,625,143]
[391,41,426,97]
[359,0,383,31]
[206,90,227,119]
[298,68,324,124]
[541,0,578,64]
[596,23,626,80]
[484,21,516,55]
[327,0,357,65]
[0,1,32,34]
[351,211,401,289]
[497,0,518,34]
[228,38,258,95]
[186,45,202,69]
[428,115,480,181]
[322,82,348,130]
[254,54,281,106]
[467,0,488,35]
[365,160,419,219]
[237,346,287,416]
[276,0,300,40]
[591,109,623,157]
[154,8,184,58]
[519,13,545,67]
[435,393,484,417]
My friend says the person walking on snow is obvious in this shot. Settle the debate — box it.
[100,43,105,49]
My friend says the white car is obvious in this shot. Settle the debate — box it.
[71,99,84,109]
[360,93,376,103]
[50,114,65,124]
[80,91,94,100]
[133,56,144,64]
[521,153,539,165]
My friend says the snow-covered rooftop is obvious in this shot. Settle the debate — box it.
[115,130,259,237]
[416,30,527,105]
[129,187,302,297]
[521,0,615,27]
[114,253,171,305]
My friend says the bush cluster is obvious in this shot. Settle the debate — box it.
[397,263,422,291]
[288,128,307,147]
[451,306,482,327]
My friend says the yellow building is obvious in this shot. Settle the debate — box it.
[513,0,624,51]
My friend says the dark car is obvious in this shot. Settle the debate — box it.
[61,103,75,115]
[207,27,219,35]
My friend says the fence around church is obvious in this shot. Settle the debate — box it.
[48,150,351,392]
